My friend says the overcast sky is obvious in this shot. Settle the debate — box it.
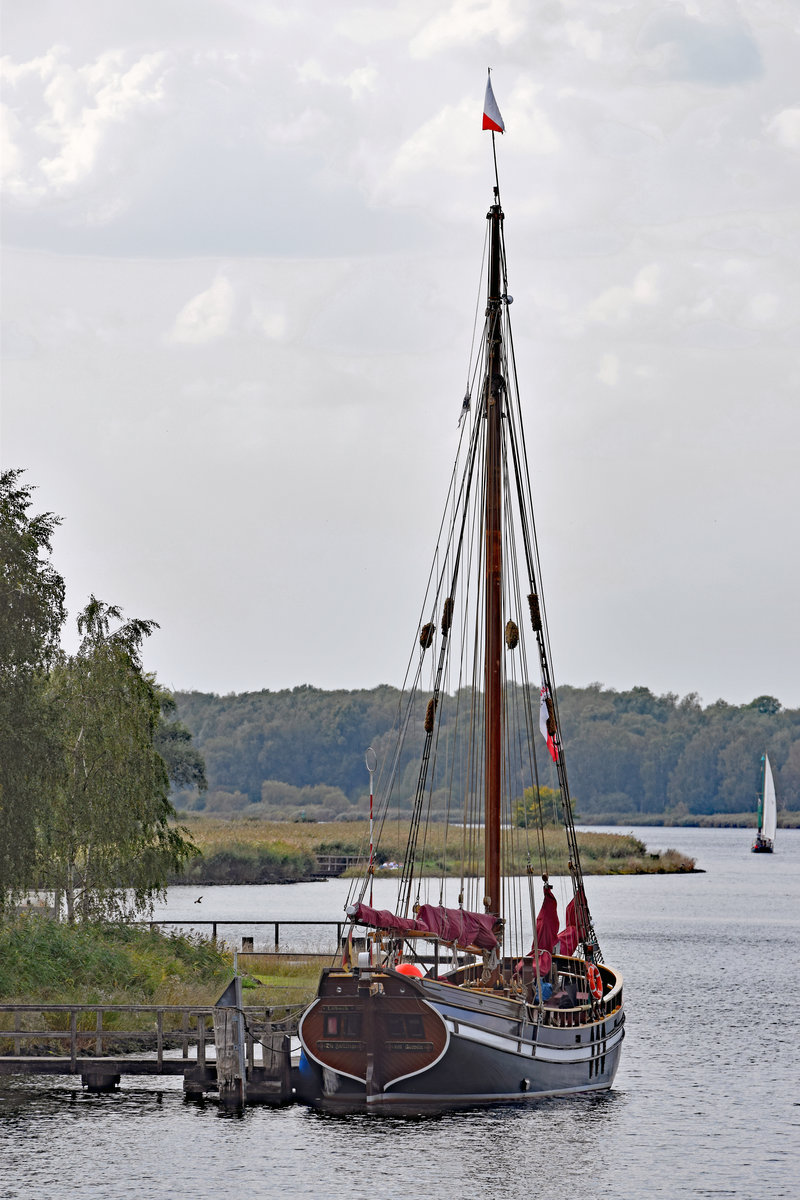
[2,0,798,708]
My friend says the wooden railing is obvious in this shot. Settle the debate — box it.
[145,917,347,950]
[0,1002,296,1067]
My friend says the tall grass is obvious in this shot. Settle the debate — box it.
[173,816,695,879]
[0,917,233,1005]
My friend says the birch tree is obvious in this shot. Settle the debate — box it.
[44,598,195,921]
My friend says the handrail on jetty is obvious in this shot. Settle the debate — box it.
[0,1002,297,1103]
[145,918,347,950]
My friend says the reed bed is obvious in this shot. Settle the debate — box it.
[178,817,695,878]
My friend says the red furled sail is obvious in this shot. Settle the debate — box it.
[415,904,500,951]
[535,884,560,952]
[348,902,500,951]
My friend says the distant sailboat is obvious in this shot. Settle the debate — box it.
[752,753,777,854]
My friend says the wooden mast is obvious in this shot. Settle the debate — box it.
[484,195,504,915]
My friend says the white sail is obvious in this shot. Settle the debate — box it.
[762,754,778,843]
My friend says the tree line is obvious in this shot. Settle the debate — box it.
[174,682,800,822]
[0,470,205,919]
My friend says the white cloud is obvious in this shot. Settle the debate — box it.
[167,276,236,344]
[766,107,800,150]
[597,352,620,386]
[1,46,166,199]
[748,292,779,324]
[248,300,288,340]
[384,98,478,181]
[587,265,661,325]
[563,20,604,62]
[410,0,528,57]
[296,58,377,98]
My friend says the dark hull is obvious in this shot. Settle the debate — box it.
[751,838,774,853]
[297,962,625,1115]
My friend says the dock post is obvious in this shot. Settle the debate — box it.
[213,976,246,1106]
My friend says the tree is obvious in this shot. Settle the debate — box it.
[514,785,573,827]
[155,691,208,794]
[43,598,196,921]
[0,470,66,905]
[747,695,782,716]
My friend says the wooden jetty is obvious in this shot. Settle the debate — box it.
[0,1001,296,1104]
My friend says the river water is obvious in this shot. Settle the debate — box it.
[2,828,798,1199]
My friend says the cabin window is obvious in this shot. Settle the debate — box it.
[324,1013,362,1038]
[386,1013,425,1039]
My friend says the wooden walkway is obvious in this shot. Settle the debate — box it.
[0,1002,296,1102]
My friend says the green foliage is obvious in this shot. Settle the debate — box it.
[155,691,207,793]
[42,598,197,920]
[175,682,800,821]
[0,916,231,1003]
[514,786,568,827]
[0,470,66,903]
[1,472,207,916]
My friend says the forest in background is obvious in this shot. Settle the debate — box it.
[173,684,800,824]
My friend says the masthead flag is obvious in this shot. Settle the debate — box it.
[483,74,505,133]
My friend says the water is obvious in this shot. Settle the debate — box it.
[2,828,798,1199]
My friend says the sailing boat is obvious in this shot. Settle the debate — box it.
[297,97,625,1114]
[752,753,777,853]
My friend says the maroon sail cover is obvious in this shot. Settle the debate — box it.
[554,925,579,955]
[415,904,500,951]
[556,887,588,955]
[348,903,424,936]
[348,902,499,950]
[535,885,560,953]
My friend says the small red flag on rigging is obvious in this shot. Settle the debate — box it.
[482,74,505,133]
[539,685,560,763]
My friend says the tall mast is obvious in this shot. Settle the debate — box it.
[484,194,504,915]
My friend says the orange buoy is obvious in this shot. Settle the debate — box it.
[395,963,424,977]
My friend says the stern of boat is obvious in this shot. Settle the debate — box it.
[297,964,449,1110]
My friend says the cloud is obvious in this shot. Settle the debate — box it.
[597,352,619,386]
[1,46,166,200]
[766,107,800,150]
[587,265,661,326]
[563,20,604,63]
[410,0,528,57]
[167,276,236,344]
[638,12,763,85]
[296,57,377,99]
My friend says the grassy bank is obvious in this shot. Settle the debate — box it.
[0,917,233,1006]
[173,816,696,881]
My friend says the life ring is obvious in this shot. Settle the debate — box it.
[587,964,603,1000]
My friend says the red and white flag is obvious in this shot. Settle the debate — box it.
[482,74,505,133]
[539,685,559,763]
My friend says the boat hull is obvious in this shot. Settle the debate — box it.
[751,837,774,854]
[297,964,625,1114]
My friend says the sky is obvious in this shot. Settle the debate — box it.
[2,0,798,709]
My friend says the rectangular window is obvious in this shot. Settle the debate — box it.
[386,1013,425,1039]
[324,1013,362,1038]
